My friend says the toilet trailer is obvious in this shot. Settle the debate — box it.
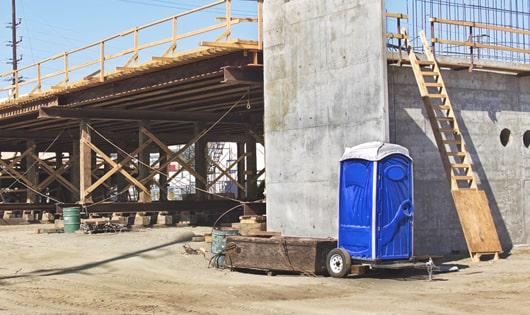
[338,142,414,261]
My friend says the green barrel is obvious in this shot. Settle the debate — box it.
[63,207,81,233]
[211,228,239,267]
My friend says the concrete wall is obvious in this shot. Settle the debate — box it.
[388,66,530,255]
[264,1,389,238]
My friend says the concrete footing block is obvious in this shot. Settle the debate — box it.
[22,212,35,222]
[2,211,15,219]
[40,212,55,223]
[134,214,151,227]
[156,213,174,225]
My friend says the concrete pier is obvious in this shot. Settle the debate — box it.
[264,1,389,238]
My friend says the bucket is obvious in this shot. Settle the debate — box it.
[63,207,81,233]
[211,228,239,267]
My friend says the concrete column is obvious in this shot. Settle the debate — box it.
[79,120,93,204]
[264,0,389,237]
[194,123,207,200]
[237,142,246,199]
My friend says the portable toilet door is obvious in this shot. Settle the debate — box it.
[376,152,414,260]
[339,142,413,261]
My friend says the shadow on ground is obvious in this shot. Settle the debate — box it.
[0,239,185,282]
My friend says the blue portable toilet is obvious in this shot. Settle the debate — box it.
[338,141,414,262]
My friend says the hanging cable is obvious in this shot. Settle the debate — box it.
[84,91,251,208]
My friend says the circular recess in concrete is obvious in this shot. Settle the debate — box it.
[524,131,530,148]
[500,128,512,147]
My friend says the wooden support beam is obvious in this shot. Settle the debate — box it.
[79,120,93,204]
[25,140,38,203]
[246,135,258,200]
[159,148,168,202]
[237,142,246,199]
[200,40,259,50]
[138,121,152,203]
[223,66,263,85]
[38,107,246,124]
[194,123,208,200]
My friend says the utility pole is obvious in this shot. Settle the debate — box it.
[8,0,22,86]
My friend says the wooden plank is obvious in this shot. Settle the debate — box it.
[452,190,502,254]
[431,17,530,36]
[433,38,530,56]
[79,121,92,204]
[200,40,259,50]
[385,12,409,19]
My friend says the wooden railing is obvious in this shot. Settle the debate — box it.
[0,0,263,101]
[386,13,530,67]
[430,17,530,65]
[385,13,409,65]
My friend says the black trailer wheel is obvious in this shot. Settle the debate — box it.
[326,248,351,278]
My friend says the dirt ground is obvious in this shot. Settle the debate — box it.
[0,225,529,315]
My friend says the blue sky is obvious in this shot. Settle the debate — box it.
[0,0,258,76]
[0,0,409,95]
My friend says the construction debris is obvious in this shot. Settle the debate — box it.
[183,244,206,257]
[34,227,64,234]
[238,215,267,236]
[80,222,129,234]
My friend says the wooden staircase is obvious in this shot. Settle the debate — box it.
[406,32,502,262]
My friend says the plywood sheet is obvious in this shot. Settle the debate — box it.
[452,190,502,254]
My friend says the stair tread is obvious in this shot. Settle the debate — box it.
[439,128,459,133]
[436,117,454,121]
[453,175,474,180]
[451,163,471,168]
[447,152,467,156]
[421,71,440,76]
[432,105,451,110]
[442,139,462,144]
[417,60,435,65]
[427,93,448,98]
[425,82,443,87]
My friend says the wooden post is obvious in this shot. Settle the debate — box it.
[79,120,93,204]
[99,41,105,82]
[36,63,42,92]
[194,123,207,200]
[246,136,258,200]
[257,0,263,50]
[116,147,129,202]
[64,52,69,85]
[171,17,178,55]
[25,140,37,204]
[237,142,246,200]
[55,150,65,203]
[226,0,232,38]
[138,122,152,203]
[71,142,80,203]
[431,20,436,57]
[133,28,139,64]
[159,148,168,202]
[135,122,152,226]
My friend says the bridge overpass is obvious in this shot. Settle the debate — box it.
[0,0,265,224]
